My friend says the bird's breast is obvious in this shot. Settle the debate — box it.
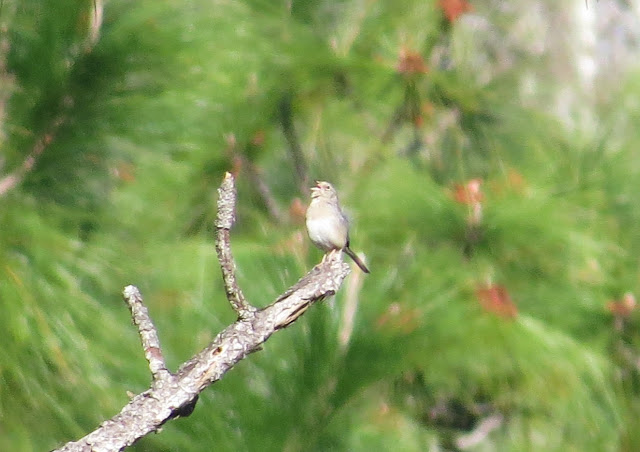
[306,215,348,251]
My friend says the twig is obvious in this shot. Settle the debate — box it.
[215,172,257,318]
[86,0,104,51]
[339,260,364,350]
[455,413,504,449]
[52,174,350,452]
[224,135,286,224]
[0,1,102,198]
[0,114,65,197]
[244,158,286,224]
[279,93,309,194]
[123,286,170,382]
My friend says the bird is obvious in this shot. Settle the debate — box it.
[305,181,370,273]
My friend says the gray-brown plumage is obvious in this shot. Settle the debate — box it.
[305,181,370,273]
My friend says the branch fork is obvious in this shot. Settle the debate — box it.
[54,172,350,452]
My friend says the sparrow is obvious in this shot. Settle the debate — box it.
[305,181,370,273]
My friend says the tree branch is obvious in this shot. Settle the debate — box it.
[123,286,170,382]
[215,172,257,318]
[226,134,287,224]
[279,93,309,195]
[0,114,65,197]
[243,156,287,224]
[0,0,102,198]
[53,173,350,452]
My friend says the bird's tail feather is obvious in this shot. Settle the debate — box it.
[344,247,370,273]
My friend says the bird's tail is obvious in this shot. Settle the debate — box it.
[344,247,370,273]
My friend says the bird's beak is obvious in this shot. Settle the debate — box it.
[310,182,321,197]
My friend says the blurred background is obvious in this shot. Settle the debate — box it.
[2,0,640,450]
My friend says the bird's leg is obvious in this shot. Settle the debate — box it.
[322,249,338,263]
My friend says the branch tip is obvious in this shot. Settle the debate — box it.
[122,285,171,381]
[215,172,237,229]
[214,173,256,317]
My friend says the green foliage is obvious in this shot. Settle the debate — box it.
[2,0,640,451]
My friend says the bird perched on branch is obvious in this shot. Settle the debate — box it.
[305,181,370,273]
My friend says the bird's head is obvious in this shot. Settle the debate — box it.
[311,181,336,200]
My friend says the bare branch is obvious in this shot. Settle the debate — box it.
[86,0,104,51]
[0,114,66,197]
[224,135,286,224]
[456,413,504,450]
[339,262,364,350]
[52,174,351,452]
[123,285,170,382]
[278,93,308,195]
[215,172,257,318]
[0,0,101,198]
[244,158,286,224]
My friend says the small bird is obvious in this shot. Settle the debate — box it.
[305,181,370,273]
